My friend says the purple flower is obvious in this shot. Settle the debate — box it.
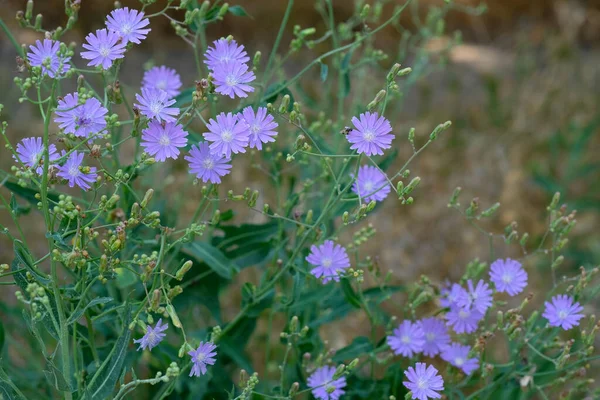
[185,142,232,184]
[387,320,425,358]
[133,319,168,351]
[55,93,108,139]
[346,112,394,156]
[307,366,346,400]
[490,258,528,296]
[441,343,479,375]
[305,240,350,283]
[188,342,217,377]
[142,66,182,98]
[403,362,444,400]
[81,28,126,70]
[439,282,466,308]
[543,294,584,331]
[204,38,250,71]
[141,120,188,162]
[135,88,180,122]
[418,318,451,357]
[239,106,278,150]
[212,61,255,99]
[445,305,483,334]
[457,280,493,314]
[106,7,150,44]
[351,165,391,203]
[27,39,71,78]
[57,151,97,190]
[14,137,59,175]
[203,112,250,157]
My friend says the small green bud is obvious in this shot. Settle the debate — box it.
[404,177,421,194]
[167,304,182,328]
[176,260,193,281]
[342,211,349,225]
[367,200,376,212]
[548,192,561,210]
[34,13,42,29]
[211,210,221,225]
[25,0,34,21]
[151,289,161,311]
[263,203,270,214]
[248,190,259,207]
[397,67,412,76]
[360,4,370,19]
[217,3,229,19]
[253,51,261,67]
[430,121,452,141]
[141,188,154,208]
[279,94,290,113]
[551,255,564,270]
[480,202,500,218]
[288,382,299,397]
[367,89,386,111]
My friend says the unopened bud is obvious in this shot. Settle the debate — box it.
[211,209,221,225]
[289,382,299,397]
[151,289,161,311]
[397,67,412,76]
[217,3,229,19]
[430,121,451,140]
[404,177,421,194]
[176,260,193,281]
[367,89,386,111]
[481,202,500,217]
[141,189,154,208]
[279,94,290,113]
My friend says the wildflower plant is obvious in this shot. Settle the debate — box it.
[0,1,598,400]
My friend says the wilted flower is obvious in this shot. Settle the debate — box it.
[81,28,126,69]
[346,112,394,156]
[403,362,444,400]
[105,7,150,44]
[56,151,97,190]
[134,88,180,122]
[142,66,182,98]
[489,258,528,296]
[306,240,350,283]
[440,343,479,375]
[141,120,188,162]
[203,112,250,157]
[307,366,346,400]
[212,60,255,99]
[185,142,232,184]
[418,317,451,357]
[387,320,425,358]
[133,319,168,351]
[543,294,584,331]
[188,342,217,377]
[445,305,483,334]
[14,137,59,175]
[351,165,391,203]
[456,279,493,314]
[204,38,249,71]
[239,106,278,150]
[27,39,71,78]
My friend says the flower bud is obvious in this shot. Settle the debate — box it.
[397,67,412,76]
[176,260,193,281]
[211,209,221,225]
[481,202,500,217]
[367,89,386,111]
[25,0,34,21]
[141,189,154,208]
[404,177,421,194]
[34,14,42,29]
[289,382,299,397]
[548,192,560,210]
[430,121,451,140]
[333,364,345,379]
[217,3,229,19]
[367,200,376,212]
[167,304,182,328]
[279,94,290,113]
[342,211,349,225]
[360,4,370,19]
[248,190,259,207]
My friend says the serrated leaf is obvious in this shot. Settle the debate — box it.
[320,63,328,82]
[67,297,112,325]
[183,242,237,279]
[228,5,251,17]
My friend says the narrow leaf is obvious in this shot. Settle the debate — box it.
[320,63,329,82]
[228,5,251,17]
[183,242,237,279]
[67,297,112,325]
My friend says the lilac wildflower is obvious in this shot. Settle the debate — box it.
[543,294,584,331]
[239,106,278,150]
[81,28,126,70]
[188,342,217,377]
[403,362,444,400]
[445,305,483,334]
[212,60,255,99]
[106,7,150,44]
[141,120,188,162]
[14,137,59,175]
[387,320,425,358]
[185,142,232,184]
[142,66,182,98]
[490,258,528,296]
[441,343,479,375]
[457,279,493,314]
[133,319,168,351]
[27,39,71,78]
[418,318,451,357]
[204,38,250,71]
[55,93,108,139]
[307,366,347,400]
[54,93,80,133]
[439,282,467,308]
[56,151,97,191]
[135,88,179,122]
[351,165,391,203]
[346,111,394,156]
[305,240,350,283]
[203,112,250,157]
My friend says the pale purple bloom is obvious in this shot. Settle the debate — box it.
[54,93,80,133]
[441,343,479,375]
[439,282,466,308]
[185,142,232,184]
[212,61,255,99]
[457,279,493,314]
[106,7,150,44]
[14,137,59,175]
[204,38,249,71]
[54,93,108,139]
[307,366,346,400]
[543,294,584,331]
[142,66,182,98]
[141,120,188,162]
[239,106,278,150]
[403,362,444,400]
[351,165,391,203]
[188,342,217,377]
[27,39,71,78]
[346,112,394,156]
[418,318,451,357]
[490,258,528,296]
[81,28,126,70]
[57,151,97,190]
[445,305,483,334]
[305,240,350,283]
[135,88,179,122]
[133,319,168,351]
[203,112,250,157]
[387,320,425,358]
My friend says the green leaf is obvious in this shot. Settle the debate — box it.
[0,366,27,400]
[241,283,274,317]
[320,63,329,82]
[183,242,237,279]
[340,279,362,309]
[13,240,50,285]
[216,222,278,249]
[115,267,137,289]
[4,181,59,208]
[44,359,73,392]
[332,336,373,362]
[67,297,112,325]
[0,322,4,354]
[9,193,30,216]
[174,87,194,107]
[228,5,251,17]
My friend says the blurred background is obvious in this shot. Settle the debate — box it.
[1,0,599,376]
